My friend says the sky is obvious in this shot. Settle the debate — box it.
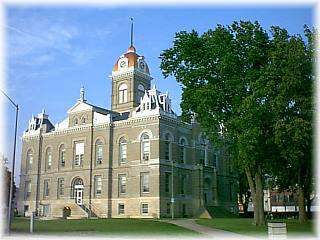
[3,5,313,183]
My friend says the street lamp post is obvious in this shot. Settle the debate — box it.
[1,88,19,233]
[171,157,174,219]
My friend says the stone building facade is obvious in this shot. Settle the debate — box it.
[17,43,238,219]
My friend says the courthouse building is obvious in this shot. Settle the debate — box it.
[17,37,237,219]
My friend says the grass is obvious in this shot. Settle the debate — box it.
[196,218,315,237]
[12,217,199,236]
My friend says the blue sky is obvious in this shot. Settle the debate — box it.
[4,5,313,181]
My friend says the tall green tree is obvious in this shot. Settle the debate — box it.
[266,26,314,223]
[160,21,314,225]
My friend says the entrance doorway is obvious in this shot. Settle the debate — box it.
[71,177,84,205]
[75,186,83,205]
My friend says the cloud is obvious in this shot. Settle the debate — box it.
[5,13,109,67]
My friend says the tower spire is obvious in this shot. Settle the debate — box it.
[130,17,134,47]
[79,86,86,102]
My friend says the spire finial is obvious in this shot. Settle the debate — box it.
[80,86,86,102]
[130,17,134,47]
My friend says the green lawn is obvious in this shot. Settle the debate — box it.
[12,217,198,236]
[196,218,315,237]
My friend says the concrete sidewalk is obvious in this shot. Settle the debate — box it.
[166,219,262,240]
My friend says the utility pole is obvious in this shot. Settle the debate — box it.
[1,88,19,234]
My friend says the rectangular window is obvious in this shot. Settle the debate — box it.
[118,174,126,194]
[142,141,150,161]
[43,180,50,198]
[57,178,64,197]
[95,175,102,196]
[141,172,150,193]
[141,203,149,214]
[165,172,171,193]
[118,203,125,215]
[74,142,84,166]
[24,181,31,200]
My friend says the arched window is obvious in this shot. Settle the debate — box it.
[95,139,103,165]
[81,116,86,124]
[46,148,52,171]
[119,137,127,164]
[164,133,173,161]
[179,138,187,164]
[26,149,33,171]
[74,117,79,126]
[137,84,145,102]
[119,84,128,104]
[59,144,66,167]
[141,133,150,161]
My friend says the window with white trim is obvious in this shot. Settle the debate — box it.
[118,203,125,215]
[119,137,127,164]
[46,148,52,170]
[74,142,84,166]
[141,203,149,214]
[95,140,103,165]
[94,175,102,196]
[119,84,128,104]
[141,133,150,162]
[43,179,50,198]
[141,172,150,193]
[57,178,64,197]
[118,174,126,194]
[26,150,33,171]
[59,145,66,167]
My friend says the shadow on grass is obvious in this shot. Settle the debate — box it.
[11,217,200,236]
[196,218,315,237]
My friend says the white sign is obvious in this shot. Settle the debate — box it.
[171,198,175,203]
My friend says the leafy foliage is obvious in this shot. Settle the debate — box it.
[160,21,314,223]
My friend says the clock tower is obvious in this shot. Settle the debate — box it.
[110,21,152,113]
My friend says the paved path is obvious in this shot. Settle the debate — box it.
[167,219,262,240]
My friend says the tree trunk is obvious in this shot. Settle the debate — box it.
[245,167,265,226]
[298,186,307,223]
[255,170,265,225]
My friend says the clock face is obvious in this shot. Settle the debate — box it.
[139,61,145,69]
[120,60,126,68]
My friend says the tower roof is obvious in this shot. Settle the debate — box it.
[112,47,150,74]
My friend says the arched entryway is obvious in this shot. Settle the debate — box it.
[71,177,84,205]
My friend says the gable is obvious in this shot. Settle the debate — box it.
[67,101,93,114]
